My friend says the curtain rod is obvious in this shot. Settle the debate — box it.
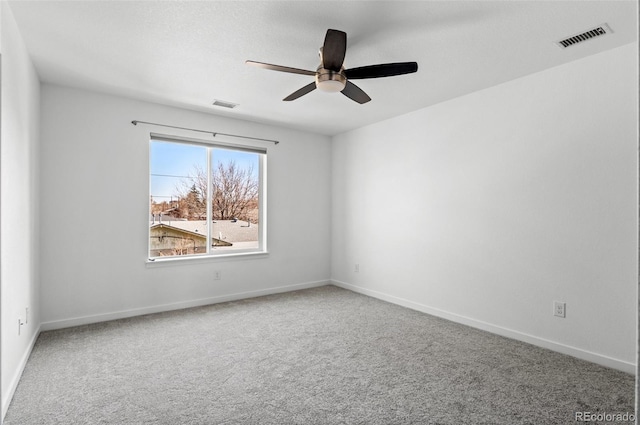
[131,120,279,145]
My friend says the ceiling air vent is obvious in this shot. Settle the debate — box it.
[556,24,612,49]
[212,99,238,109]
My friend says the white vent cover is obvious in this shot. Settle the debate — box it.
[212,99,238,109]
[556,24,612,48]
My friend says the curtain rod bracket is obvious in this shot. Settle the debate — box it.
[130,120,279,145]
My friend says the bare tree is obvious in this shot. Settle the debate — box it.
[212,161,259,222]
[176,161,259,223]
[175,165,208,220]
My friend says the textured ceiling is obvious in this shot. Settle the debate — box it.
[7,1,638,136]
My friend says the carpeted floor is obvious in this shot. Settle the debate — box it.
[4,285,635,424]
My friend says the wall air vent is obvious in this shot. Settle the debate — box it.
[212,100,238,109]
[556,24,612,49]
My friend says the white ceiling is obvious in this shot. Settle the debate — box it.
[7,1,638,136]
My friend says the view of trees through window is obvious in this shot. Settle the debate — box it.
[149,139,262,258]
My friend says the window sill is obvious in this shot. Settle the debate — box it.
[145,251,269,267]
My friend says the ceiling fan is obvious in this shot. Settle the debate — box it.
[246,29,418,104]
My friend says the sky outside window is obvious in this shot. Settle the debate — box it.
[150,141,206,203]
[150,142,258,202]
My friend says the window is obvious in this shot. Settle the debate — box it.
[149,135,266,259]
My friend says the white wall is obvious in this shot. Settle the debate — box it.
[0,2,41,418]
[39,85,331,328]
[331,43,638,372]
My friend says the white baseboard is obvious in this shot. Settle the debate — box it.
[41,280,330,332]
[331,279,635,374]
[2,324,41,423]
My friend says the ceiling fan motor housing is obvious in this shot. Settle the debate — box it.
[315,67,346,92]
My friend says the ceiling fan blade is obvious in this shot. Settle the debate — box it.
[341,81,371,104]
[345,62,418,79]
[283,82,317,101]
[322,29,347,72]
[246,60,316,76]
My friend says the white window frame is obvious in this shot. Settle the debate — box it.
[147,133,267,263]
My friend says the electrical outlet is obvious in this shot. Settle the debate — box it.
[354,264,359,273]
[18,318,24,335]
[553,301,566,318]
[214,271,221,280]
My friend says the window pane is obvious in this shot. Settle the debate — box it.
[210,148,261,252]
[150,141,208,257]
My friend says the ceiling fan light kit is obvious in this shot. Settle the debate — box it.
[246,29,418,104]
[315,67,346,92]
